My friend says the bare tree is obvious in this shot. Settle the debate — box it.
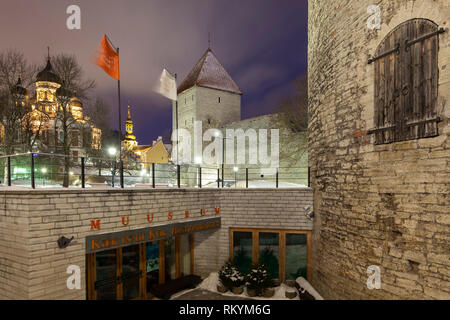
[276,74,308,133]
[20,108,48,152]
[0,49,37,155]
[273,74,309,169]
[51,53,96,187]
[84,98,111,175]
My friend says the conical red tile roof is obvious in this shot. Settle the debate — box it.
[177,48,242,95]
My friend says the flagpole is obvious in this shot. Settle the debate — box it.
[175,73,178,166]
[117,47,124,188]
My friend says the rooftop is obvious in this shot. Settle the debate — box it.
[177,48,242,95]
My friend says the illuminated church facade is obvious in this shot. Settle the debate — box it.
[0,56,102,160]
[121,105,170,164]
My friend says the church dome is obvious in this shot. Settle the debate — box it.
[11,76,28,97]
[36,59,61,84]
[70,90,82,108]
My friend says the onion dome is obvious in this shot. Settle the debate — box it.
[36,57,61,84]
[70,89,82,108]
[11,75,28,96]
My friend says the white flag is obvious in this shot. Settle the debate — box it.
[154,69,177,101]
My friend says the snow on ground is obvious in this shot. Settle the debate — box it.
[247,181,307,188]
[202,180,308,189]
[171,272,323,300]
[296,277,324,300]
[196,272,298,300]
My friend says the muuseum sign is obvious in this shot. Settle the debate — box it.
[86,217,221,253]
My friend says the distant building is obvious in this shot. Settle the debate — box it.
[0,55,102,159]
[121,105,170,164]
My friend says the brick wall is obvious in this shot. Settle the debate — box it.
[308,0,449,299]
[0,194,30,299]
[0,187,312,300]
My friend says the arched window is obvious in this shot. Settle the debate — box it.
[368,19,445,144]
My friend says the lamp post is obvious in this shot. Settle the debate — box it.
[233,166,239,188]
[41,167,47,186]
[108,147,117,187]
[215,130,232,188]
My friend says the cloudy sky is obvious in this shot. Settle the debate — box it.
[0,0,308,145]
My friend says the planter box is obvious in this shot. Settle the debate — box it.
[217,284,228,293]
[263,288,275,298]
[247,288,257,297]
[232,286,244,295]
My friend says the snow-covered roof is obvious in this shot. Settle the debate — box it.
[177,48,242,95]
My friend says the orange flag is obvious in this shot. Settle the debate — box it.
[95,35,119,80]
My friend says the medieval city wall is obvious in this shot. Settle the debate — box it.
[308,0,449,299]
[222,114,308,186]
[0,187,312,300]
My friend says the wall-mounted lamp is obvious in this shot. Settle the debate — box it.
[57,236,74,249]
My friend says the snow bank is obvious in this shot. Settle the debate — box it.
[296,277,324,300]
[197,272,302,300]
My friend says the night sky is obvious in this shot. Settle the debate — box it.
[0,0,308,145]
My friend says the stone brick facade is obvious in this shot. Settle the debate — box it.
[173,86,241,134]
[308,0,449,299]
[0,188,312,300]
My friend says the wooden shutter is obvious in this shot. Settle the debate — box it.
[371,19,441,144]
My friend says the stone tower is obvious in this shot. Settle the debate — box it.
[173,48,242,135]
[308,0,449,299]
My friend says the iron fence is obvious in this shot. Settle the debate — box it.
[0,153,310,189]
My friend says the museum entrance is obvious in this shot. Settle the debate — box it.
[87,235,194,300]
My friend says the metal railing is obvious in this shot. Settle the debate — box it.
[0,153,310,189]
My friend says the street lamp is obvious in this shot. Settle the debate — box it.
[108,147,117,156]
[215,130,232,188]
[41,168,47,186]
[108,147,117,187]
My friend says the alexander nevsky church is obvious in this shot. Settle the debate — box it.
[0,54,102,159]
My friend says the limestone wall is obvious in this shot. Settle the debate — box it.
[308,0,449,299]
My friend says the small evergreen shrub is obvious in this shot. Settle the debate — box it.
[218,260,244,289]
[245,263,273,296]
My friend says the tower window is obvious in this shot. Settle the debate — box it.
[368,19,442,144]
[218,97,221,103]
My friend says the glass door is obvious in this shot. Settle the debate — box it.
[165,239,176,282]
[121,245,141,300]
[95,249,118,300]
[146,242,160,291]
[285,233,307,280]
